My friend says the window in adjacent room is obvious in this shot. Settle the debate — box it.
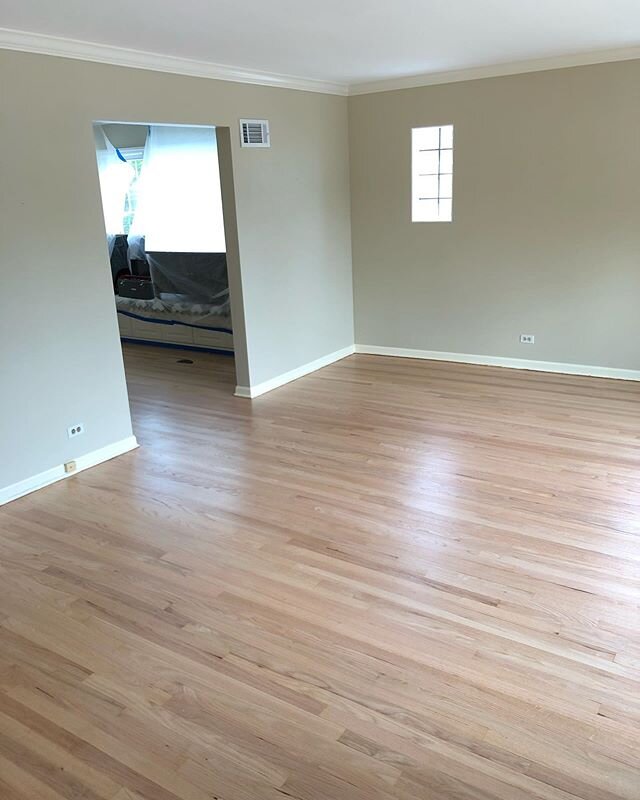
[117,147,144,234]
[412,124,453,222]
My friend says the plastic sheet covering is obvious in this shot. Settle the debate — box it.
[148,252,228,305]
[115,294,232,334]
[127,233,147,262]
[129,125,225,252]
[94,126,134,256]
[117,251,231,332]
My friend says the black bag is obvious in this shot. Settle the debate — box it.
[117,276,155,300]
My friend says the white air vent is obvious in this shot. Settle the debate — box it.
[240,119,270,148]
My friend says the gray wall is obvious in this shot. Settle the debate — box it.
[0,49,353,490]
[102,123,148,149]
[349,60,640,369]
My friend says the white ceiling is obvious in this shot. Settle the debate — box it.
[1,0,639,91]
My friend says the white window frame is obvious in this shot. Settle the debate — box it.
[411,124,454,223]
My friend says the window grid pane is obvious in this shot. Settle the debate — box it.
[412,125,453,222]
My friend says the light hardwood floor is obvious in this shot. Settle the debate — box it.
[1,343,640,799]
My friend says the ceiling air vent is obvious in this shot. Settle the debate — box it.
[240,119,270,148]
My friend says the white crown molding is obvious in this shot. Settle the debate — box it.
[0,27,349,96]
[348,45,640,95]
[2,27,638,98]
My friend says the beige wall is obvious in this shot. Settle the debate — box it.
[349,60,640,369]
[0,50,353,490]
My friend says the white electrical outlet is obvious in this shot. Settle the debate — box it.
[67,423,85,438]
[520,334,535,344]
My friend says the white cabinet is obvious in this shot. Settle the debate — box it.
[117,312,233,352]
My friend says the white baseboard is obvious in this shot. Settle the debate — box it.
[235,345,355,399]
[0,435,139,506]
[354,345,640,382]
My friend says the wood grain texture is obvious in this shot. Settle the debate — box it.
[1,343,640,799]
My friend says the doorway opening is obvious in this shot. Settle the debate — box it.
[95,122,234,356]
[93,121,244,437]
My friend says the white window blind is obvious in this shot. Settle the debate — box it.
[412,125,454,222]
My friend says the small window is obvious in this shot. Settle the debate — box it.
[412,125,453,222]
[117,147,145,234]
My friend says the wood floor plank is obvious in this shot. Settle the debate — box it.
[1,344,639,799]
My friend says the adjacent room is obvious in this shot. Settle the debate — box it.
[1,2,639,799]
[94,121,237,431]
[97,122,234,358]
